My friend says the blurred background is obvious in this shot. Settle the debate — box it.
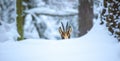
[0,0,119,41]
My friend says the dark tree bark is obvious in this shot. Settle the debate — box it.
[78,0,93,36]
[17,0,24,40]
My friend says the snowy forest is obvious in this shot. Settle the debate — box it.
[0,0,119,41]
[0,0,120,61]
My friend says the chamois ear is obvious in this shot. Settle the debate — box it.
[59,27,63,34]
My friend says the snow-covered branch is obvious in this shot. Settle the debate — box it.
[24,7,78,17]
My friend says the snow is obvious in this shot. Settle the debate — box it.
[24,7,78,16]
[24,8,78,39]
[24,14,39,39]
[0,20,120,61]
[22,0,79,39]
[0,21,19,42]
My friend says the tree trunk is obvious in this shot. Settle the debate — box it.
[17,0,24,40]
[78,0,93,36]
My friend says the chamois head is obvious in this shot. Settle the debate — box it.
[59,22,72,39]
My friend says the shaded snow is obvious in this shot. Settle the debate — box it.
[0,21,19,42]
[0,20,120,61]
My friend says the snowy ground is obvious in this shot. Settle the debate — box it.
[0,20,120,61]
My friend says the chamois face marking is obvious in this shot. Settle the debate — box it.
[59,22,72,39]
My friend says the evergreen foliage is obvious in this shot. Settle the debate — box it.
[101,0,120,41]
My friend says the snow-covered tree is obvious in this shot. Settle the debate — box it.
[0,0,18,41]
[0,0,16,23]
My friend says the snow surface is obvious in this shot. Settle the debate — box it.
[0,20,120,61]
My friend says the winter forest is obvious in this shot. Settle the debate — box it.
[0,0,120,61]
[0,0,120,41]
